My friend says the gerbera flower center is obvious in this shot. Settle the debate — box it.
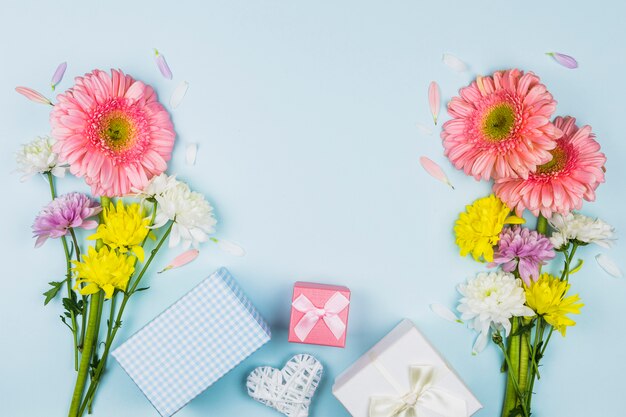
[100,112,135,151]
[482,103,516,141]
[536,146,567,175]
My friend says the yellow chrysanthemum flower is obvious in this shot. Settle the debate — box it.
[88,200,151,262]
[454,194,524,262]
[72,246,135,299]
[524,273,584,336]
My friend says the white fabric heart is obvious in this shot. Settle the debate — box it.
[246,354,323,417]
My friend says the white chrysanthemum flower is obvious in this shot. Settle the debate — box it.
[15,136,67,181]
[132,173,178,200]
[153,180,217,249]
[457,271,534,353]
[549,212,616,250]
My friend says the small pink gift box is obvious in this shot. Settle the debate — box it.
[288,281,351,348]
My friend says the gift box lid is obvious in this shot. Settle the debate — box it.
[288,281,351,347]
[112,267,271,417]
[333,319,482,417]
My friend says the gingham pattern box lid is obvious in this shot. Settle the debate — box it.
[112,267,271,417]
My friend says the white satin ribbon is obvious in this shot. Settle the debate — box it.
[291,292,350,341]
[368,359,467,417]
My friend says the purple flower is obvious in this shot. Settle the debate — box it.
[32,193,102,247]
[489,226,555,286]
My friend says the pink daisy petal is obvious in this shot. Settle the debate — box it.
[494,116,606,217]
[441,69,560,181]
[50,69,176,197]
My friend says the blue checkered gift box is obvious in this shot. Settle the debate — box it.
[112,267,271,417]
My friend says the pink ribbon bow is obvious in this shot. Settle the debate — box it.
[292,292,350,341]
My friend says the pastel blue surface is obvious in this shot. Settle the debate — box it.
[1,1,624,417]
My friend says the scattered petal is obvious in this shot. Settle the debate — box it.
[546,52,578,69]
[50,62,67,91]
[159,249,199,273]
[170,81,189,109]
[415,122,433,136]
[428,81,440,125]
[186,143,198,166]
[212,238,246,257]
[419,156,454,189]
[15,87,53,106]
[472,331,488,355]
[595,254,623,278]
[442,53,468,72]
[430,303,463,323]
[154,49,173,79]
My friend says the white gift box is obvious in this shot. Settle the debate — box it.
[333,319,482,417]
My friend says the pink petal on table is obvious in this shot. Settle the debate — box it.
[419,156,454,189]
[15,86,53,106]
[428,81,440,125]
[50,62,67,91]
[595,254,622,278]
[170,81,189,109]
[154,49,173,79]
[158,249,199,273]
[430,303,463,323]
[546,52,578,69]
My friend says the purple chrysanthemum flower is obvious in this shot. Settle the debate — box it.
[489,226,555,286]
[32,192,102,247]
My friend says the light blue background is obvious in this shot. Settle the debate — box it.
[1,1,624,416]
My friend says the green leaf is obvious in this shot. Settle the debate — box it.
[507,405,526,417]
[59,315,73,332]
[62,296,84,316]
[134,286,150,293]
[43,280,66,305]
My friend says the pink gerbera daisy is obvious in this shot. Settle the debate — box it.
[51,69,175,197]
[494,116,606,217]
[442,69,562,181]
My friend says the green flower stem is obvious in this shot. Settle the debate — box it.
[87,293,117,414]
[528,319,543,380]
[62,235,80,371]
[69,227,89,350]
[90,292,105,362]
[77,222,173,416]
[518,318,531,397]
[69,228,82,260]
[46,171,57,199]
[497,329,529,417]
[560,243,579,282]
[526,319,545,411]
[540,327,554,357]
[501,322,521,417]
[46,172,79,370]
[68,291,102,417]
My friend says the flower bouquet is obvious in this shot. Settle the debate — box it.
[15,66,223,417]
[434,69,617,416]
